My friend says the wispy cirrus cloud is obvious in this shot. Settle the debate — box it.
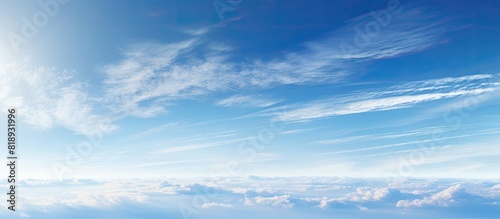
[298,4,454,61]
[312,128,500,157]
[216,95,281,108]
[265,74,499,122]
[128,122,186,140]
[315,127,444,145]
[157,137,251,154]
[101,4,453,119]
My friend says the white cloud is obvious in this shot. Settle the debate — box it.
[281,128,317,135]
[26,188,148,208]
[100,5,452,118]
[318,197,330,208]
[216,95,281,108]
[0,60,116,136]
[341,188,391,202]
[269,74,499,122]
[316,128,441,145]
[202,202,233,209]
[182,27,211,36]
[19,212,30,218]
[157,137,250,154]
[396,184,465,208]
[304,5,452,61]
[128,122,185,140]
[102,39,201,117]
[244,195,294,209]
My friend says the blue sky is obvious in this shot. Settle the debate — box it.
[0,0,499,180]
[1,0,500,218]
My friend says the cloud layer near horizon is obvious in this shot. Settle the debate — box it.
[0,4,461,137]
[1,177,499,219]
